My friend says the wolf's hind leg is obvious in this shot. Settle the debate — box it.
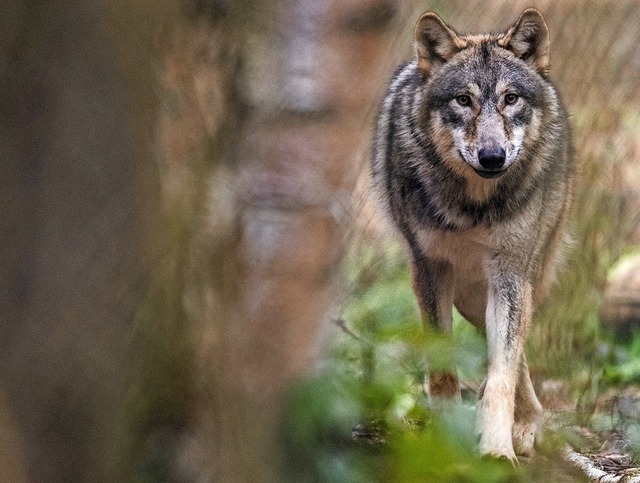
[512,353,543,457]
[410,251,459,400]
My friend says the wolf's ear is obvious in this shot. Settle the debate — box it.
[501,8,550,74]
[414,12,464,75]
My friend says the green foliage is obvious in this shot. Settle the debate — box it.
[389,404,517,483]
[281,240,523,482]
[337,242,486,386]
[602,331,640,385]
[281,374,373,483]
[119,209,197,482]
[282,177,638,480]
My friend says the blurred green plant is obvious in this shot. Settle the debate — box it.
[281,240,523,482]
[119,204,198,482]
[602,330,640,385]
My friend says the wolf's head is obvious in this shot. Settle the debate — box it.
[414,9,554,182]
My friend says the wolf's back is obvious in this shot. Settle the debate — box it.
[370,61,424,230]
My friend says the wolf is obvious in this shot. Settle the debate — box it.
[371,9,574,461]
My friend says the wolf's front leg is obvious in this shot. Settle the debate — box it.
[410,252,458,400]
[478,268,533,462]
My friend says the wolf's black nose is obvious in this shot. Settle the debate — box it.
[478,147,506,170]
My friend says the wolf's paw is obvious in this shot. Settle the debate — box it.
[424,371,461,400]
[512,417,542,457]
[479,430,517,465]
[480,446,518,466]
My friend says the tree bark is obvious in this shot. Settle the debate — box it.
[0,1,172,481]
[157,0,405,480]
[0,0,406,480]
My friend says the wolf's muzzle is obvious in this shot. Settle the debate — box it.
[476,147,507,178]
[478,147,506,170]
[474,168,507,179]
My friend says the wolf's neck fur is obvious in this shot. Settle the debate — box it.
[464,177,500,203]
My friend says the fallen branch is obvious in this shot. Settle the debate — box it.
[564,447,640,482]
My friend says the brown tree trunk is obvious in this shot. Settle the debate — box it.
[0,1,172,481]
[0,0,406,480]
[157,0,405,480]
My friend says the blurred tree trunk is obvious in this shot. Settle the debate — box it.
[0,0,405,481]
[0,1,174,481]
[157,0,404,480]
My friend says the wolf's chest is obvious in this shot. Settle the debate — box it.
[414,227,496,281]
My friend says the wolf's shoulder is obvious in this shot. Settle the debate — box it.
[383,61,420,99]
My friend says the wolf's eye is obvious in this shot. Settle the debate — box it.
[505,93,519,105]
[456,95,471,107]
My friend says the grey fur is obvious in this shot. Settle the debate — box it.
[371,9,574,460]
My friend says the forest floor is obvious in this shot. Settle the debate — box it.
[350,383,640,482]
[555,384,640,482]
